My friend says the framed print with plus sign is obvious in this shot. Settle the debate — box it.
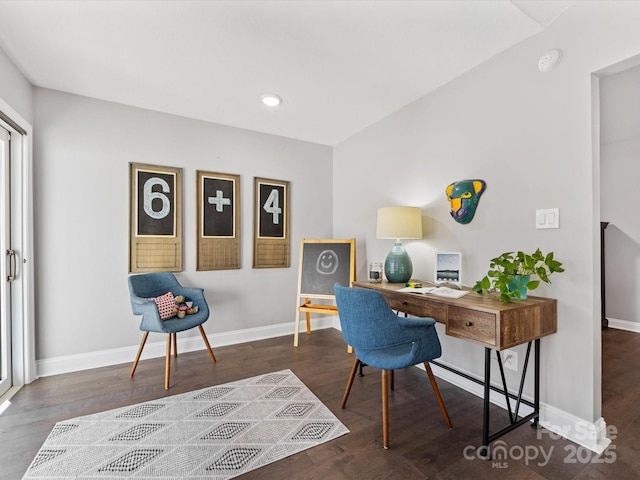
[197,171,241,270]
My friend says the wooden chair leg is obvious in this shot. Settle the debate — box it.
[424,362,452,429]
[165,335,172,390]
[390,370,394,391]
[294,315,300,347]
[382,369,390,449]
[130,331,149,377]
[198,325,217,363]
[172,333,177,358]
[341,357,361,409]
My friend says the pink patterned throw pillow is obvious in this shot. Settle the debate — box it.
[152,291,176,320]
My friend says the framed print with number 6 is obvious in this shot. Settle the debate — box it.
[129,162,182,273]
[253,177,290,268]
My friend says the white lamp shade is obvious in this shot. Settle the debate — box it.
[376,206,423,240]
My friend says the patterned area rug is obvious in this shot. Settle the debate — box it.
[23,369,349,479]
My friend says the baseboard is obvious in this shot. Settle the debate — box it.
[429,361,610,454]
[36,318,336,378]
[36,319,610,454]
[538,404,611,454]
[606,317,640,333]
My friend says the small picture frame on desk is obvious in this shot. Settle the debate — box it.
[435,252,462,285]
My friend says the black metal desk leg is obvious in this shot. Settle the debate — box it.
[532,339,540,428]
[481,347,491,459]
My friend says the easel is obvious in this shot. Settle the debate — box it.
[294,238,356,348]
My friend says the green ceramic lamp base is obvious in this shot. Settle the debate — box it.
[384,241,413,283]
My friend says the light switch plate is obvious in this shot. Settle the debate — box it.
[535,208,559,229]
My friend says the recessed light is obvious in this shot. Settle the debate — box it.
[261,94,282,107]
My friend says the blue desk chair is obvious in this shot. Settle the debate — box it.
[128,272,216,389]
[334,283,452,449]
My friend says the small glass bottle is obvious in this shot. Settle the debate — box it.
[369,262,383,283]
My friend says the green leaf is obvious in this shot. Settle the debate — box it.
[537,269,550,283]
[527,279,540,290]
[548,260,564,272]
[500,292,512,302]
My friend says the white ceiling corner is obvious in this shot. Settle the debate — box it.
[511,0,574,27]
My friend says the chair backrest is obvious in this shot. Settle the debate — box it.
[334,283,411,351]
[128,272,181,300]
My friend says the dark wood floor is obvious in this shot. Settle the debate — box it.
[0,327,637,479]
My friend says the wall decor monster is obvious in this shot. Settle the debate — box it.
[446,179,486,224]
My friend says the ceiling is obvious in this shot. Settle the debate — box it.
[0,0,573,146]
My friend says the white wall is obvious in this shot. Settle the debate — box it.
[0,45,32,123]
[600,64,640,329]
[333,1,640,434]
[33,88,333,360]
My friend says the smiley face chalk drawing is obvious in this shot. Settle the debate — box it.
[316,249,339,275]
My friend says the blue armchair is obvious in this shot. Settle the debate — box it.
[128,272,216,389]
[334,283,452,449]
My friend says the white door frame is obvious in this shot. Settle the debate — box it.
[0,97,35,406]
[0,124,11,398]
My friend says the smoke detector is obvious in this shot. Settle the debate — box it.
[538,49,562,72]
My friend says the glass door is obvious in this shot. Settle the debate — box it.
[0,125,11,398]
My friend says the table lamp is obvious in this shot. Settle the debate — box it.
[376,206,423,283]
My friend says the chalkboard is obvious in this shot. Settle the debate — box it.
[136,170,176,236]
[202,176,235,237]
[258,181,286,238]
[298,239,355,298]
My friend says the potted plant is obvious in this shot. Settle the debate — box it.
[472,249,564,302]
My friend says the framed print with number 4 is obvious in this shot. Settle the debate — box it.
[253,177,290,268]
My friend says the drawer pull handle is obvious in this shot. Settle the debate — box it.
[402,301,408,306]
[465,321,473,327]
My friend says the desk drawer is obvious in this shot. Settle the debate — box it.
[447,306,496,346]
[382,292,447,322]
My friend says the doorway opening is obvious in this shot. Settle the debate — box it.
[597,53,640,439]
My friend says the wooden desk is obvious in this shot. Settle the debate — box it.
[353,280,557,457]
[353,281,557,350]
